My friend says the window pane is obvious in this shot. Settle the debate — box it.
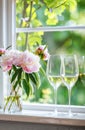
[16,30,85,55]
[16,0,85,107]
[16,30,85,105]
[16,0,85,28]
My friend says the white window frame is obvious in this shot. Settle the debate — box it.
[0,0,16,49]
[0,0,16,107]
[0,0,85,114]
[0,0,3,107]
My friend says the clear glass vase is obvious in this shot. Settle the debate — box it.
[3,73,22,113]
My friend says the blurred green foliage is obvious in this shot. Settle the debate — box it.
[16,0,85,106]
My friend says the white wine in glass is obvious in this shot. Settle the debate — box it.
[62,76,78,90]
[47,54,62,115]
[61,54,79,116]
[78,56,85,85]
[48,76,62,88]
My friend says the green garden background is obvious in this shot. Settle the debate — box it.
[16,0,85,105]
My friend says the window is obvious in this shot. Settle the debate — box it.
[16,0,85,107]
[0,0,85,113]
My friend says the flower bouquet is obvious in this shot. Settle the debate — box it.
[0,45,49,112]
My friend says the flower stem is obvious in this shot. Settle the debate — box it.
[4,97,10,111]
[4,87,22,112]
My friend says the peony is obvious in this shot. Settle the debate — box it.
[20,51,40,73]
[0,50,13,71]
[0,50,23,71]
[0,49,40,73]
[35,45,49,60]
[7,50,23,66]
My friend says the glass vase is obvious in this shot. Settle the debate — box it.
[3,73,22,113]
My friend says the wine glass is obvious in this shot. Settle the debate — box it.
[78,56,85,85]
[47,54,62,115]
[61,54,79,116]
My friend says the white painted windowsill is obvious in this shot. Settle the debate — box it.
[0,109,85,127]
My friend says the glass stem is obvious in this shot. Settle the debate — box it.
[54,86,57,114]
[68,87,72,116]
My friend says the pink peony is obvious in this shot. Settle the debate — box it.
[0,50,23,71]
[35,45,49,60]
[0,50,41,73]
[8,50,23,66]
[20,51,40,73]
[0,53,13,71]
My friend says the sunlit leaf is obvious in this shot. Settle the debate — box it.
[34,0,39,4]
[44,0,67,8]
[28,32,44,46]
[31,19,42,27]
[66,0,77,12]
[45,9,58,25]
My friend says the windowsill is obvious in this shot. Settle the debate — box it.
[0,109,85,127]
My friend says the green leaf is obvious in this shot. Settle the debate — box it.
[11,71,18,83]
[65,0,77,12]
[18,71,22,81]
[25,73,29,82]
[28,32,43,46]
[40,67,46,77]
[28,81,33,95]
[11,68,22,89]
[33,72,41,87]
[8,70,12,75]
[31,19,42,27]
[29,72,41,88]
[34,0,39,4]
[44,0,66,8]
[29,73,37,85]
[22,79,30,97]
[45,9,58,25]
[17,70,22,87]
[12,65,17,71]
[13,80,19,90]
